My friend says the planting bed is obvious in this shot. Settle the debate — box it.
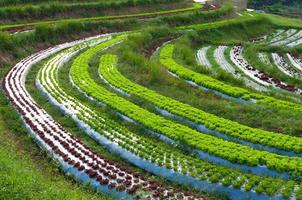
[272,53,301,78]
[258,29,302,47]
[35,33,302,200]
[230,46,302,94]
[213,46,267,91]
[287,53,302,72]
[196,47,212,69]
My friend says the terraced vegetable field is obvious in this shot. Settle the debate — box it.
[1,1,302,200]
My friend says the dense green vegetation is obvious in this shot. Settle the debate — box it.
[0,3,232,54]
[248,0,302,18]
[0,0,99,6]
[0,2,205,30]
[0,0,189,23]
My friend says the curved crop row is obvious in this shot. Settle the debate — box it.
[69,37,302,176]
[288,53,302,72]
[35,33,301,199]
[99,52,302,155]
[272,53,301,78]
[159,44,302,112]
[265,29,297,45]
[257,29,302,47]
[3,34,207,200]
[196,47,212,69]
[260,29,287,43]
[231,46,302,94]
[213,45,267,92]
[271,30,302,47]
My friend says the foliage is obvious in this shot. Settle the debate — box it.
[0,0,185,21]
[0,31,14,51]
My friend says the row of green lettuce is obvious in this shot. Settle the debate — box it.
[159,44,302,112]
[99,51,302,154]
[69,35,302,176]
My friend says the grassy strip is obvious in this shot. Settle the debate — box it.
[0,3,202,30]
[177,13,265,31]
[0,0,187,22]
[179,12,302,33]
[265,13,302,29]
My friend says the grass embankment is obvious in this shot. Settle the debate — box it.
[0,3,232,65]
[0,0,191,23]
[179,12,302,31]
[248,0,302,19]
[0,3,202,30]
[0,0,113,6]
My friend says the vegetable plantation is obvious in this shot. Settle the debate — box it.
[1,0,302,200]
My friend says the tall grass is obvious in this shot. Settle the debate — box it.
[0,0,183,21]
[116,26,173,82]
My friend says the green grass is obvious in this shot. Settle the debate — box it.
[178,11,302,36]
[0,0,190,24]
[0,0,118,6]
[0,3,202,30]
